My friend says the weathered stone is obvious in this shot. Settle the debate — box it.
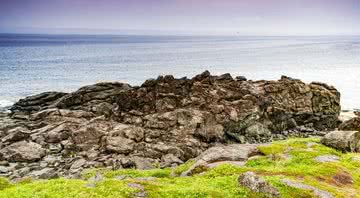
[0,71,342,179]
[160,154,183,168]
[0,141,45,162]
[29,168,58,179]
[320,131,360,152]
[315,155,340,163]
[105,137,135,154]
[2,127,31,143]
[339,117,360,131]
[182,144,260,176]
[238,171,280,197]
[281,179,334,198]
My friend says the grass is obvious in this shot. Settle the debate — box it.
[0,138,359,197]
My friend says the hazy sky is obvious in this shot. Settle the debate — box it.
[0,0,359,35]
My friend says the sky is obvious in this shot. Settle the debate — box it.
[0,0,359,35]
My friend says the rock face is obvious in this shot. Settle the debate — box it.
[320,131,360,152]
[0,71,341,179]
[238,171,280,197]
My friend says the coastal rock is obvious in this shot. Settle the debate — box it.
[182,144,260,176]
[0,141,45,162]
[339,117,360,131]
[1,71,341,178]
[320,131,360,152]
[238,171,280,197]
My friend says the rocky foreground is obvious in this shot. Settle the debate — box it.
[1,71,359,183]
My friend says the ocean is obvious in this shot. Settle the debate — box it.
[0,34,359,111]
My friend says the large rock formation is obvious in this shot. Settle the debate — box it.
[0,71,341,179]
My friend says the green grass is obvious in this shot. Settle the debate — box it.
[0,178,137,198]
[1,138,359,198]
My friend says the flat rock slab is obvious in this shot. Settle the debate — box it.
[281,179,334,198]
[182,144,260,176]
[315,155,340,163]
[207,161,246,168]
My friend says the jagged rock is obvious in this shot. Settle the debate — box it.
[2,127,31,143]
[29,168,58,179]
[105,137,135,154]
[320,131,360,152]
[1,71,341,179]
[281,179,334,198]
[182,144,260,176]
[0,141,45,162]
[238,171,280,197]
[160,154,183,168]
[339,117,360,131]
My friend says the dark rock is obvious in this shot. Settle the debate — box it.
[0,71,341,179]
[339,117,360,131]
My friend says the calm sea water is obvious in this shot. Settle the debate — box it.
[0,34,359,111]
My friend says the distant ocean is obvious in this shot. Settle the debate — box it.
[0,34,359,111]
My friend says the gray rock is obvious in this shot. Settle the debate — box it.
[315,155,340,163]
[105,137,134,154]
[182,144,260,176]
[0,141,46,162]
[320,131,360,152]
[132,157,154,170]
[281,179,334,198]
[70,158,86,170]
[29,168,58,179]
[0,166,9,173]
[160,154,183,168]
[238,171,280,197]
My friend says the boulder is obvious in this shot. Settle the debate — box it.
[2,127,31,143]
[182,144,260,176]
[320,131,360,152]
[238,171,280,197]
[105,137,135,154]
[339,117,360,131]
[0,141,45,162]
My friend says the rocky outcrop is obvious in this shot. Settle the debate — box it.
[0,71,341,179]
[320,131,360,152]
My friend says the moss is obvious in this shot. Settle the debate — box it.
[0,178,138,198]
[173,159,195,176]
[142,176,264,198]
[0,177,13,191]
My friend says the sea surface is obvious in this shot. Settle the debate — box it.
[0,34,359,111]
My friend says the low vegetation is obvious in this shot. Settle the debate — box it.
[0,138,359,198]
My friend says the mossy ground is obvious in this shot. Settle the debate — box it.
[0,138,359,198]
